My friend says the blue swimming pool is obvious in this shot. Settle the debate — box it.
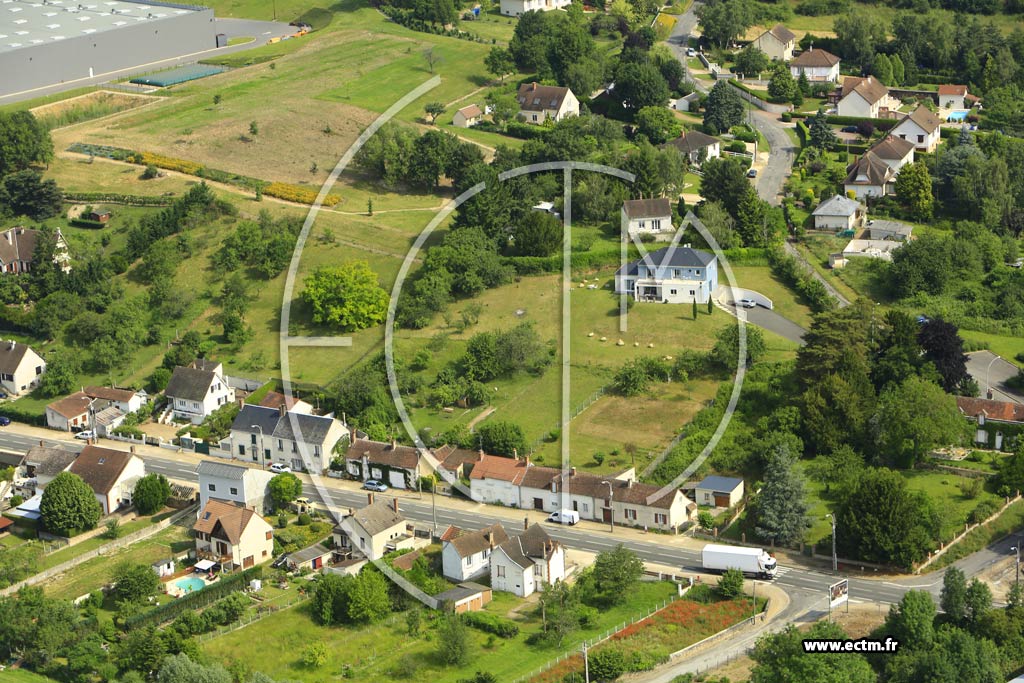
[175,576,205,593]
[948,110,969,122]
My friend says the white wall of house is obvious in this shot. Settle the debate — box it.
[172,376,234,425]
[199,469,273,512]
[752,33,793,61]
[520,90,579,124]
[97,456,145,515]
[790,63,840,82]
[939,94,965,109]
[0,346,45,396]
[891,119,940,152]
[844,183,888,200]
[632,259,719,304]
[45,408,88,432]
[441,543,493,582]
[346,519,406,560]
[694,484,744,508]
[490,548,535,597]
[837,92,877,119]
[196,516,274,570]
[611,493,689,531]
[452,111,479,128]
[814,212,856,231]
[471,478,521,507]
[499,0,570,17]
[622,211,672,238]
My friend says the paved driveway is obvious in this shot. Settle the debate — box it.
[966,351,1024,404]
[716,294,807,344]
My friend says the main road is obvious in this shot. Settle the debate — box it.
[0,430,966,607]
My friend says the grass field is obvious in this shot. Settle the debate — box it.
[202,581,679,683]
[0,670,60,683]
[40,522,193,599]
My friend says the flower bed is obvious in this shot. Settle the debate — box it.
[527,596,757,683]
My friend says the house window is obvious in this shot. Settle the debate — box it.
[35,366,42,375]
[208,484,216,491]
[251,434,257,444]
[670,289,677,295]
[230,487,238,495]
[652,219,661,230]
[625,508,637,520]
[497,565,505,578]
[262,550,268,557]
[533,564,542,576]
[465,557,471,567]
[690,290,695,296]
[314,445,321,457]
[265,531,272,540]
[278,440,283,451]
[532,114,538,121]
[292,442,298,453]
[264,448,271,459]
[917,135,924,143]
[655,513,667,525]
[582,503,588,513]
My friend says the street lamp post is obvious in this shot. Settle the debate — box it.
[826,513,837,572]
[1012,543,1021,586]
[986,354,1001,399]
[251,425,265,470]
[601,481,614,534]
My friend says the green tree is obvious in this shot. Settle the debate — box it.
[891,52,906,85]
[267,472,302,511]
[301,262,389,331]
[752,442,809,545]
[710,322,767,369]
[885,590,935,649]
[696,0,753,48]
[436,613,470,666]
[717,567,745,598]
[703,81,745,134]
[37,348,82,397]
[133,473,171,515]
[40,471,102,535]
[513,210,562,256]
[1,170,63,220]
[767,65,797,102]
[614,62,670,110]
[111,561,161,603]
[918,318,969,393]
[700,156,751,215]
[735,46,770,78]
[485,91,519,130]
[484,47,516,83]
[835,468,937,568]
[347,569,391,623]
[588,648,627,682]
[750,621,875,683]
[301,641,328,669]
[117,625,168,674]
[592,544,644,605]
[833,9,888,68]
[808,109,838,150]
[634,106,682,144]
[0,110,53,176]
[797,70,811,97]
[965,578,992,626]
[872,52,894,85]
[156,654,232,683]
[476,421,527,457]
[424,102,446,125]
[248,121,258,137]
[894,161,933,220]
[874,376,966,468]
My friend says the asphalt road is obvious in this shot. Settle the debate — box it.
[966,351,1024,404]
[749,111,797,207]
[718,299,806,344]
[0,17,295,105]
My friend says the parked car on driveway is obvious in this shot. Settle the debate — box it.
[269,463,291,474]
[737,298,758,308]
[0,416,10,426]
[362,479,389,492]
[746,168,758,178]
[75,429,96,440]
[840,126,858,133]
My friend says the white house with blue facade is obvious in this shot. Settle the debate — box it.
[614,246,719,304]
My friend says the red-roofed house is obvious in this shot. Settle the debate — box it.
[344,437,422,489]
[453,104,483,129]
[938,85,969,110]
[957,396,1024,451]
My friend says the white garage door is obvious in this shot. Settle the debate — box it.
[388,470,406,489]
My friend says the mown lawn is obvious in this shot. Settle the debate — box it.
[202,581,679,683]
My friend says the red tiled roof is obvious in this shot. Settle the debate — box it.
[957,396,1024,423]
[938,84,968,96]
[469,454,531,485]
[791,48,839,67]
[47,391,91,419]
[345,438,420,470]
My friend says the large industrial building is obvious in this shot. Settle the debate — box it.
[0,0,216,98]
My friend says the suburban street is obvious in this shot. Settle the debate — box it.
[966,350,1024,404]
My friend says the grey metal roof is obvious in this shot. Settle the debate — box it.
[0,451,24,467]
[696,475,743,492]
[868,219,913,237]
[812,194,861,217]
[164,366,215,402]
[288,541,332,565]
[351,500,404,536]
[196,459,248,480]
[25,445,77,477]
[0,341,31,375]
[273,412,334,445]
[0,0,205,55]
[435,582,489,603]
[639,246,716,269]
[496,524,558,569]
[233,404,280,437]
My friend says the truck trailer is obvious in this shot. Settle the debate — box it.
[701,544,777,579]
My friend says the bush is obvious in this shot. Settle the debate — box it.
[969,499,1000,524]
[263,181,341,206]
[589,648,627,682]
[297,513,312,526]
[780,112,792,122]
[9,494,23,507]
[462,611,520,638]
[717,567,745,598]
[727,140,747,153]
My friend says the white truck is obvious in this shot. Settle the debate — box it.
[701,544,777,579]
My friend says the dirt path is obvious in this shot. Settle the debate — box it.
[466,406,496,430]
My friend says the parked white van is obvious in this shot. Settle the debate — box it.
[547,509,580,525]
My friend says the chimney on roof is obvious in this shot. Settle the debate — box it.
[279,404,287,417]
[627,479,634,488]
[531,82,537,91]
[7,340,14,350]
[392,498,399,514]
[487,531,494,548]
[367,492,374,505]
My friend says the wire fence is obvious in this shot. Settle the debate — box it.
[195,590,310,642]
[511,596,679,683]
[528,386,608,451]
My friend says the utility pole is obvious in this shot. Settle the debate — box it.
[826,513,837,572]
[601,481,614,534]
[582,641,590,683]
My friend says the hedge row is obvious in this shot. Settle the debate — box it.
[379,5,495,44]
[504,247,633,275]
[63,192,174,206]
[470,120,548,140]
[795,121,809,147]
[0,306,35,336]
[139,152,204,176]
[263,182,341,207]
[125,566,263,631]
[0,402,48,426]
[767,247,836,313]
[461,610,520,638]
[70,219,107,229]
